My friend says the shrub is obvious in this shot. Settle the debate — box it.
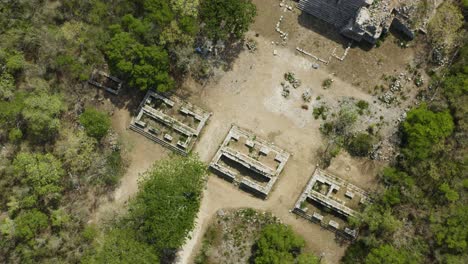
[346,133,374,157]
[8,128,23,143]
[253,224,319,264]
[79,108,111,140]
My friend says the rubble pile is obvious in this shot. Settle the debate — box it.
[298,0,415,45]
[284,72,301,88]
[275,16,288,42]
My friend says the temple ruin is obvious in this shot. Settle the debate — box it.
[130,91,211,155]
[293,167,370,240]
[88,69,123,95]
[209,125,290,199]
[298,0,413,44]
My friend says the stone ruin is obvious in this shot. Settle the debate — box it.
[209,125,290,199]
[130,91,211,156]
[293,167,370,240]
[88,69,123,95]
[298,0,414,44]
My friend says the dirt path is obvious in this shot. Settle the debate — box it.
[89,107,170,223]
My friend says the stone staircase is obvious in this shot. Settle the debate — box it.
[297,0,370,28]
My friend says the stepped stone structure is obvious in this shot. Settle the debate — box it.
[298,0,413,44]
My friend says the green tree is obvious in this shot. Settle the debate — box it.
[346,132,374,157]
[402,104,454,161]
[438,183,459,203]
[428,2,464,47]
[22,92,64,141]
[361,205,401,236]
[14,209,49,240]
[79,108,111,140]
[13,152,65,206]
[104,32,174,91]
[365,244,416,264]
[128,156,206,254]
[8,128,23,143]
[0,92,26,128]
[83,229,159,264]
[0,72,15,99]
[200,0,257,41]
[431,205,468,253]
[55,130,98,175]
[254,224,307,264]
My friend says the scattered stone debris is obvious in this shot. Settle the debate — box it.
[302,90,312,102]
[284,72,301,88]
[378,91,396,104]
[281,82,291,98]
[275,16,288,42]
[296,47,330,64]
[331,42,352,62]
[414,75,424,87]
[279,0,294,12]
[246,39,257,52]
[389,79,402,92]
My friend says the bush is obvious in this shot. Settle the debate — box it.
[253,224,319,264]
[79,108,111,140]
[83,229,160,263]
[322,78,333,89]
[8,128,23,143]
[346,133,374,157]
[356,100,369,115]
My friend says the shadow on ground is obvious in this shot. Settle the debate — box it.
[296,12,375,52]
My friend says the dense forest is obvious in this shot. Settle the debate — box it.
[342,33,468,264]
[0,0,466,264]
[0,0,255,263]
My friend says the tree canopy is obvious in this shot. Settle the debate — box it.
[200,0,257,41]
[104,32,174,91]
[79,108,111,140]
[253,224,319,264]
[402,103,454,161]
[83,229,160,264]
[127,156,206,255]
[365,245,417,264]
[13,152,65,207]
[22,92,64,141]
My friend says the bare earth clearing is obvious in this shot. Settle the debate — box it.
[90,1,426,263]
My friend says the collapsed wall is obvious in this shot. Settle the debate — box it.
[298,0,413,44]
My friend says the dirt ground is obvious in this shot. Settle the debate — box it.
[90,1,426,263]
